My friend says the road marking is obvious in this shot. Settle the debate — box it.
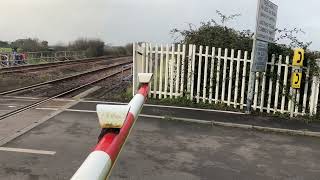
[0,98,39,102]
[37,108,95,113]
[0,100,81,146]
[34,108,320,137]
[80,100,245,115]
[66,109,95,113]
[0,147,56,155]
[144,104,245,115]
[81,100,127,105]
[0,104,22,107]
[35,106,71,111]
[139,114,212,124]
[53,98,76,102]
[36,107,59,111]
[140,114,320,138]
[1,96,41,100]
[73,86,101,99]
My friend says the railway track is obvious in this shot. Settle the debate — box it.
[0,55,129,74]
[0,61,132,120]
[0,60,132,95]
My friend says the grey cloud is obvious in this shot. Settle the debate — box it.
[0,0,319,50]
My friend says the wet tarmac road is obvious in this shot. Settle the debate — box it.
[0,97,319,180]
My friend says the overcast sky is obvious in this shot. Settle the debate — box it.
[0,0,319,50]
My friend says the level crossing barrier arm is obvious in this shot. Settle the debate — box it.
[71,73,153,180]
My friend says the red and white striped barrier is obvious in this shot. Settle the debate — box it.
[71,73,152,180]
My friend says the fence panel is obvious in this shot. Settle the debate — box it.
[215,48,222,104]
[281,56,289,113]
[175,44,181,98]
[240,51,248,109]
[165,44,169,98]
[273,55,282,112]
[234,50,241,108]
[221,48,228,103]
[227,49,235,106]
[208,47,216,104]
[187,44,193,98]
[159,45,164,99]
[148,44,153,97]
[133,42,319,116]
[260,72,267,112]
[180,45,186,94]
[202,46,209,103]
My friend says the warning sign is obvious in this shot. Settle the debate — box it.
[256,0,278,43]
[291,72,302,89]
[252,40,268,72]
[292,48,304,66]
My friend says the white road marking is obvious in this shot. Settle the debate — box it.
[0,98,38,102]
[139,114,212,124]
[53,98,76,102]
[32,104,320,138]
[66,109,95,113]
[35,107,59,111]
[0,104,22,107]
[80,100,245,115]
[144,104,245,115]
[0,99,81,146]
[35,107,69,111]
[0,147,56,155]
[80,100,127,105]
[1,96,41,100]
[73,86,101,99]
[35,108,95,113]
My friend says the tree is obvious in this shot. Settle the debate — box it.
[11,38,48,52]
[171,10,319,63]
[171,10,320,106]
[41,41,49,49]
[68,38,105,57]
[0,41,9,48]
[104,43,133,56]
[171,10,253,52]
[51,43,67,51]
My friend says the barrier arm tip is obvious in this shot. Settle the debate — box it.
[138,73,153,84]
[97,73,153,129]
[71,73,153,180]
[97,104,130,129]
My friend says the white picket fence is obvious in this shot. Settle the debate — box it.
[133,43,320,116]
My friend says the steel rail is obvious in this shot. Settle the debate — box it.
[0,60,132,95]
[0,66,132,121]
[0,55,130,74]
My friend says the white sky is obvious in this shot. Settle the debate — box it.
[0,0,319,50]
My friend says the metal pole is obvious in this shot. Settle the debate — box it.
[290,89,296,118]
[246,0,262,114]
[132,43,136,96]
[246,39,257,113]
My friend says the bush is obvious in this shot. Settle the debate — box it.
[172,10,320,75]
[104,43,132,56]
[0,41,10,48]
[11,38,48,52]
[68,38,105,57]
